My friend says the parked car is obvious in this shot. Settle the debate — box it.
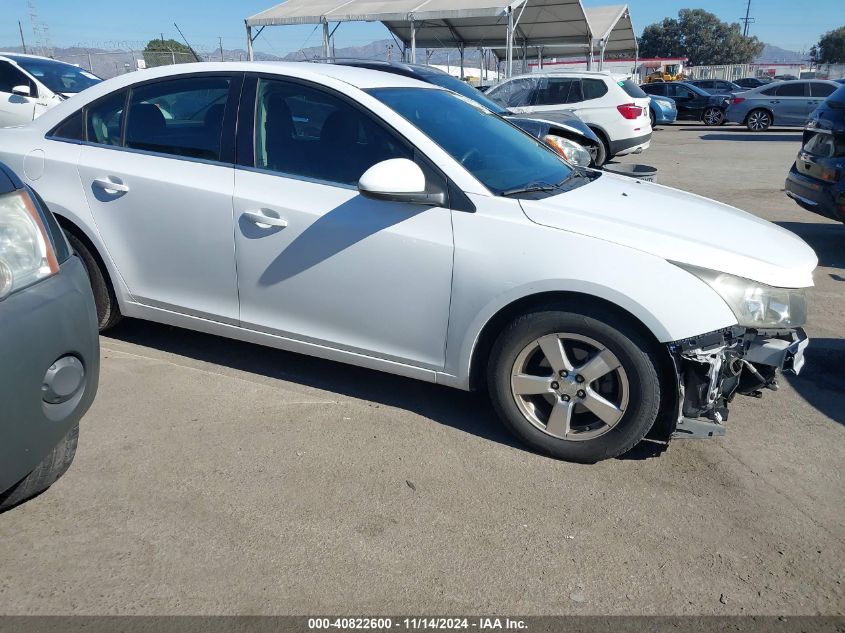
[330,59,602,167]
[0,53,102,127]
[785,82,845,221]
[0,62,816,463]
[685,79,744,94]
[735,77,774,89]
[0,160,99,511]
[641,81,728,125]
[485,71,652,164]
[648,95,677,127]
[835,79,845,85]
[725,79,841,131]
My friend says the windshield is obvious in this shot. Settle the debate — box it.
[421,71,508,115]
[9,56,101,94]
[369,87,572,196]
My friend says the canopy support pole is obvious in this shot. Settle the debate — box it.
[506,8,514,78]
[410,19,416,64]
[459,43,465,79]
[322,20,331,60]
[538,45,543,70]
[598,39,607,70]
[246,23,254,61]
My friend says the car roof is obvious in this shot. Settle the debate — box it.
[507,70,614,80]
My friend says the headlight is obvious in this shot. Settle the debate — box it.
[676,264,807,328]
[0,189,59,300]
[543,135,592,167]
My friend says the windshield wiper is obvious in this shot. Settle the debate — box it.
[500,180,564,197]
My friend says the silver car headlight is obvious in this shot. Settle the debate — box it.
[0,189,59,300]
[543,135,592,167]
[675,264,807,328]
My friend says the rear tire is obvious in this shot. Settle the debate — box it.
[487,307,662,463]
[65,231,121,331]
[746,109,772,131]
[0,425,79,512]
[649,108,657,128]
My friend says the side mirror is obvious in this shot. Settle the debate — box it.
[12,85,31,98]
[358,158,446,206]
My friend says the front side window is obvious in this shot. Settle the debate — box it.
[776,82,807,97]
[641,83,667,97]
[370,87,572,196]
[254,78,412,186]
[486,78,536,108]
[0,61,35,96]
[125,77,230,160]
[667,84,694,99]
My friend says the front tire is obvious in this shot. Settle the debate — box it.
[703,107,724,126]
[487,308,662,463]
[746,109,772,131]
[0,425,79,512]
[65,231,121,331]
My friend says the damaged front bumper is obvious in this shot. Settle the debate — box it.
[667,326,808,439]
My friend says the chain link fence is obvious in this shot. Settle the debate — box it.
[52,50,249,80]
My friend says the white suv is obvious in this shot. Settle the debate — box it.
[486,71,652,164]
[0,53,101,128]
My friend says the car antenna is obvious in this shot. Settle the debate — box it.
[174,22,202,63]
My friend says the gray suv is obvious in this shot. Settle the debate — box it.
[725,80,840,131]
[0,160,99,511]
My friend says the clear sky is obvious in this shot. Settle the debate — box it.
[1,1,842,57]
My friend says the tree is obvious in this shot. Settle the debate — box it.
[143,38,196,67]
[815,26,845,64]
[638,9,764,66]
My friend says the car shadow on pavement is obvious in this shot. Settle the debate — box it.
[776,221,845,269]
[697,133,803,143]
[103,319,529,453]
[782,337,845,428]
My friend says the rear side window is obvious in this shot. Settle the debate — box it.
[582,78,608,100]
[776,82,807,97]
[49,110,84,141]
[534,78,581,105]
[811,83,837,98]
[761,86,778,96]
[619,79,647,98]
[86,90,127,146]
[125,77,230,161]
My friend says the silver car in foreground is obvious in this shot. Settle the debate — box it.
[0,63,816,463]
[725,79,840,131]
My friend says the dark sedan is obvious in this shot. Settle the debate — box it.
[785,83,845,222]
[640,81,730,125]
[686,78,744,94]
[332,59,604,166]
[0,160,99,512]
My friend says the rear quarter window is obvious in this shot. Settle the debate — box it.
[619,79,647,98]
[582,78,608,100]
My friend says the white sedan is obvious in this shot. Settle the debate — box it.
[0,62,817,462]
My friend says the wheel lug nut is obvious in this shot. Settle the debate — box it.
[560,370,568,377]
[562,394,570,402]
[576,375,585,383]
[550,381,559,390]
[577,390,586,398]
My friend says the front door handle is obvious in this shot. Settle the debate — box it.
[242,210,288,229]
[92,177,129,194]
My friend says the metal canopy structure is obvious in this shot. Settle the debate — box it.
[244,0,636,77]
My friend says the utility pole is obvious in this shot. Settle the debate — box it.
[219,36,224,61]
[741,0,754,37]
[18,21,27,53]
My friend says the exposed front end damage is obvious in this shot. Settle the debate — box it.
[667,327,808,439]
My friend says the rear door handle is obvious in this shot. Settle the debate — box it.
[242,210,288,229]
[92,177,129,194]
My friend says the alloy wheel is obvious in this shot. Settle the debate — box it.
[510,333,629,442]
[748,111,770,131]
[703,107,724,126]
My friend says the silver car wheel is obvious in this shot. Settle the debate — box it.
[510,333,629,442]
[703,107,724,126]
[748,110,771,131]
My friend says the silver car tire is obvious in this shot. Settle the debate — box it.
[487,307,662,463]
[746,109,772,131]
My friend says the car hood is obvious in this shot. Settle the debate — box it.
[506,111,599,144]
[520,173,817,288]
